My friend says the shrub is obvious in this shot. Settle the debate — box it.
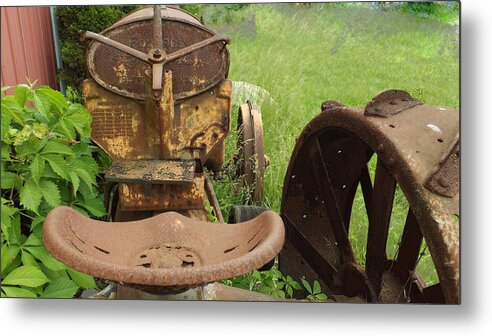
[1,83,106,298]
[56,5,139,92]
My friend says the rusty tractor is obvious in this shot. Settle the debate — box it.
[43,5,459,303]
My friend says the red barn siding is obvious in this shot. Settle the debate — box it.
[1,6,58,90]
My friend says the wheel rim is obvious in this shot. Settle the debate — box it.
[280,93,459,303]
[236,101,265,203]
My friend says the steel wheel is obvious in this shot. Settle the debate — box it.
[280,91,459,303]
[235,101,266,203]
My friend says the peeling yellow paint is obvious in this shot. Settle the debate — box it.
[105,135,132,158]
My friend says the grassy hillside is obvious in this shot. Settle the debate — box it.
[207,3,458,285]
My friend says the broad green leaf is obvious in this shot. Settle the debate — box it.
[40,180,61,208]
[42,278,78,298]
[30,155,45,183]
[33,88,52,119]
[41,163,59,179]
[71,142,89,155]
[19,178,42,213]
[69,171,80,196]
[301,278,312,294]
[4,211,22,246]
[67,268,96,289]
[24,233,43,247]
[1,244,20,273]
[30,215,45,231]
[15,137,47,158]
[76,167,95,192]
[64,104,92,139]
[313,280,321,294]
[2,286,37,298]
[35,86,68,114]
[3,255,22,275]
[75,155,99,174]
[316,293,328,300]
[76,197,105,217]
[1,96,24,124]
[273,290,286,298]
[258,286,272,294]
[40,264,69,282]
[15,84,31,106]
[2,265,50,287]
[41,141,75,156]
[1,209,12,242]
[21,250,40,268]
[2,144,11,160]
[53,118,76,139]
[292,281,301,290]
[1,196,12,206]
[1,170,15,190]
[30,284,45,296]
[1,202,15,242]
[1,105,11,140]
[15,139,38,157]
[264,277,275,288]
[70,157,97,191]
[44,154,70,180]
[25,246,65,271]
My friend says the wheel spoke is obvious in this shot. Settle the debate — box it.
[365,158,396,297]
[152,5,163,50]
[342,180,359,233]
[360,165,373,221]
[410,283,445,303]
[283,214,339,282]
[308,137,356,264]
[423,283,445,303]
[396,209,423,273]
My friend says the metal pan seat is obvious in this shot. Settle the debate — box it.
[43,206,285,294]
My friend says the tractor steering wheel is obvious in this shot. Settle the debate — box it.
[82,5,230,100]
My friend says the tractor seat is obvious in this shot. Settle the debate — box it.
[42,206,285,294]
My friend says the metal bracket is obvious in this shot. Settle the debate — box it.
[424,134,460,198]
[105,160,196,185]
[365,90,422,118]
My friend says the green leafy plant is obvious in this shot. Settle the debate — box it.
[223,268,302,299]
[204,199,219,223]
[301,278,328,301]
[1,83,106,298]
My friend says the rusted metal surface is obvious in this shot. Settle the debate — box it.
[364,89,422,118]
[425,134,460,197]
[204,175,225,223]
[236,101,266,203]
[43,206,285,294]
[118,176,204,211]
[280,90,459,303]
[81,5,233,216]
[84,5,230,101]
[83,78,231,171]
[1,7,58,90]
[115,282,286,301]
[105,160,196,184]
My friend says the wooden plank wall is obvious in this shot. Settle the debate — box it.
[1,6,58,90]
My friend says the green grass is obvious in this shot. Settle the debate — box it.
[208,4,458,286]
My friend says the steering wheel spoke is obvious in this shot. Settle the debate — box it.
[83,31,150,64]
[165,35,230,64]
